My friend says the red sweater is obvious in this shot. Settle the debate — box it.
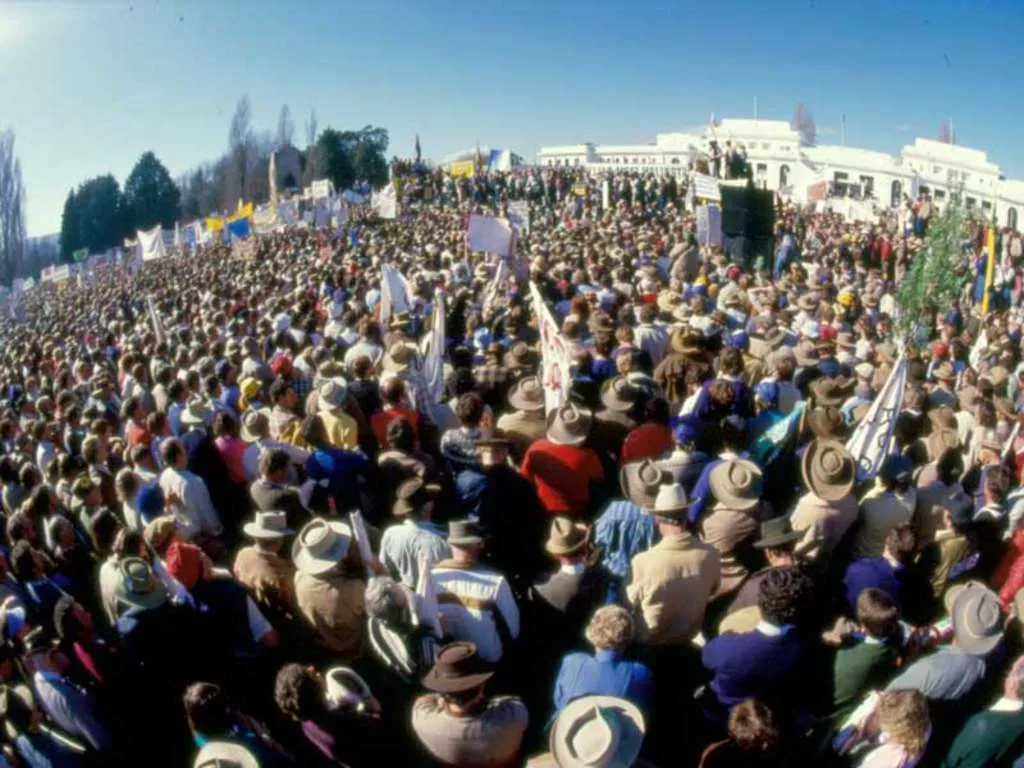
[521,439,604,517]
[995,528,1024,608]
[621,423,673,464]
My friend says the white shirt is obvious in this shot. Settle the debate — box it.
[430,563,520,663]
[158,467,223,539]
[242,439,310,483]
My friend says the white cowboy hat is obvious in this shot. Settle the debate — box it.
[649,482,691,518]
[549,695,645,768]
[242,510,294,540]
[318,378,349,411]
[180,400,213,427]
[291,518,352,576]
[193,740,260,768]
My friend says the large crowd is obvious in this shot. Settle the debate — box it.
[0,166,1021,766]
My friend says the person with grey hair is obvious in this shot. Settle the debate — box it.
[364,576,440,685]
[551,605,653,714]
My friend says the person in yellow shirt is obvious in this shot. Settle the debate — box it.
[317,378,359,450]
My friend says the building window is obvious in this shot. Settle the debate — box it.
[859,176,875,198]
[761,143,770,150]
[934,189,945,200]
[966,196,977,208]
[933,165,941,174]
[890,180,902,208]
[670,157,680,165]
[982,201,992,211]
[780,165,790,186]
[1009,207,1019,230]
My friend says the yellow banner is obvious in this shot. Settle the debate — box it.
[206,216,224,232]
[449,160,475,178]
[572,184,589,197]
[229,202,254,223]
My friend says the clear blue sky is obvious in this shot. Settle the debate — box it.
[2,0,1021,236]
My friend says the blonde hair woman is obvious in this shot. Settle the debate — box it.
[858,689,931,768]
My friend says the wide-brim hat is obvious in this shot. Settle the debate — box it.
[933,361,957,382]
[291,518,352,576]
[807,406,846,439]
[545,517,591,556]
[393,477,441,516]
[180,400,213,426]
[324,666,373,709]
[619,459,666,508]
[809,376,854,407]
[194,741,260,768]
[670,328,704,357]
[754,516,802,549]
[382,342,418,374]
[113,557,169,612]
[926,427,961,461]
[600,376,642,412]
[794,344,819,369]
[547,403,593,447]
[549,695,645,768]
[240,409,270,442]
[801,439,856,502]
[422,641,494,693]
[950,582,1004,656]
[709,459,763,512]
[508,377,545,412]
[243,510,294,540]
[448,518,485,548]
[317,378,349,410]
[649,482,692,518]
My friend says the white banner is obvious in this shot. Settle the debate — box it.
[507,201,530,235]
[138,226,168,262]
[311,179,332,200]
[314,201,330,229]
[420,290,446,405]
[846,355,908,481]
[529,281,573,413]
[467,214,513,257]
[690,172,721,202]
[379,262,412,329]
[372,184,398,220]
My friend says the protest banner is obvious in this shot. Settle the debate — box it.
[529,281,573,413]
[379,262,412,329]
[420,290,446,405]
[311,179,332,200]
[138,226,167,262]
[314,201,330,229]
[372,184,398,220]
[690,172,721,201]
[696,204,723,246]
[846,355,908,481]
[449,160,475,178]
[808,180,829,202]
[206,216,225,232]
[467,214,512,257]
[507,201,530,235]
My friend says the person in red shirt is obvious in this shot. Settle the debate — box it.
[370,377,420,448]
[122,395,151,449]
[521,402,604,518]
[621,397,674,464]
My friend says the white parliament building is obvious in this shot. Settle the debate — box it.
[537,118,1024,230]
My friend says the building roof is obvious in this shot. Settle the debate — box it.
[711,119,799,142]
[804,145,902,175]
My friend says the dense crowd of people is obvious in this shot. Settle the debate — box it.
[0,166,1022,766]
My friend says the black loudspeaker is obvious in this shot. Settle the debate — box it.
[721,185,775,239]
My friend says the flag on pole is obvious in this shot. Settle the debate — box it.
[414,134,422,163]
[420,291,446,404]
[846,355,909,481]
[146,295,165,345]
[529,281,573,413]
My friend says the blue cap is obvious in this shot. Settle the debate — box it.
[727,331,749,351]
[755,381,779,405]
[671,416,699,446]
[136,482,165,524]
[879,453,913,483]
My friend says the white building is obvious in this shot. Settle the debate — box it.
[537,119,1024,229]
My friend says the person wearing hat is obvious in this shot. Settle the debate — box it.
[590,376,647,469]
[886,582,1002,703]
[521,403,604,518]
[654,328,708,410]
[495,377,547,466]
[292,517,367,661]
[723,516,803,620]
[918,491,978,603]
[928,361,959,410]
[790,439,858,562]
[626,482,720,648]
[529,518,607,655]
[411,641,527,767]
[233,510,298,625]
[431,520,519,664]
[851,453,917,561]
[317,378,359,451]
[700,459,769,596]
[380,478,449,590]
[529,692,646,768]
[240,409,310,483]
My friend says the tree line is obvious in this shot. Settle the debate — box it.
[61,95,391,263]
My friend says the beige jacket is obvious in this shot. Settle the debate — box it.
[790,491,858,561]
[626,533,720,646]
